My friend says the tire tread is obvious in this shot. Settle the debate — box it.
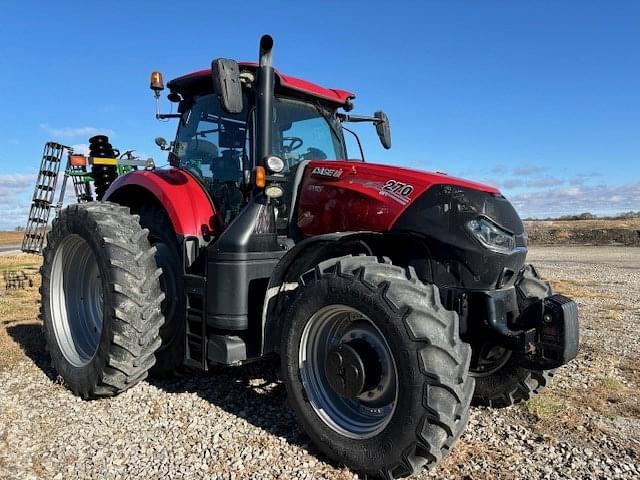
[294,255,474,478]
[41,201,165,399]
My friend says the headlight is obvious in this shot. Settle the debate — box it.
[265,184,284,198]
[467,217,515,253]
[266,155,285,173]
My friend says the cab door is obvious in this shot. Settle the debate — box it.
[173,93,252,228]
[269,96,346,236]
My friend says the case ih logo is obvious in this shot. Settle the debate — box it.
[311,166,343,179]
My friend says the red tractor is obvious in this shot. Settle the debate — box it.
[39,35,578,478]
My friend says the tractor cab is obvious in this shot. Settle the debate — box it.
[166,77,347,229]
[153,53,389,235]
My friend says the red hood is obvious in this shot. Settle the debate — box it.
[363,162,500,194]
[295,160,501,237]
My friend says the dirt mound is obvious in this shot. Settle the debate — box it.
[525,220,640,246]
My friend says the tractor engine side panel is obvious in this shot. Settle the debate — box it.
[295,161,498,236]
[104,168,218,240]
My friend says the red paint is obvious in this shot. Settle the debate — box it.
[104,168,217,238]
[167,63,355,106]
[297,161,500,236]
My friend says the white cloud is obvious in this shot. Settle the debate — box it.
[525,175,564,188]
[0,173,35,201]
[491,164,509,174]
[0,173,38,230]
[503,178,524,189]
[70,144,90,155]
[509,181,640,218]
[512,165,547,176]
[40,124,115,139]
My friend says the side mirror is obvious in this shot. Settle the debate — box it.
[374,111,391,149]
[155,137,169,151]
[211,58,243,114]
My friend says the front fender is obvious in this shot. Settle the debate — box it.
[104,168,217,239]
[261,231,381,353]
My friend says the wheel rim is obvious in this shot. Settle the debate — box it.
[299,305,398,439]
[469,343,512,377]
[50,235,104,367]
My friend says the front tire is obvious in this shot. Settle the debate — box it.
[41,202,165,399]
[470,264,555,408]
[469,345,554,408]
[281,256,474,479]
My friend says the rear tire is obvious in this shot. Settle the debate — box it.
[41,202,165,399]
[281,256,474,479]
[136,205,185,376]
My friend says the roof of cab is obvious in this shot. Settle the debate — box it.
[167,62,355,107]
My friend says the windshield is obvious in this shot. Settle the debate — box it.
[272,97,346,170]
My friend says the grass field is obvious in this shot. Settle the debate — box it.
[525,219,640,246]
[0,254,41,370]
[0,231,25,246]
[525,218,640,230]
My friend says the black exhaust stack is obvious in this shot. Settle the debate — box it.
[256,35,274,167]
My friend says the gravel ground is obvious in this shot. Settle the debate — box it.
[0,246,638,479]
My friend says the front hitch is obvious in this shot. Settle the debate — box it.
[518,294,579,369]
[459,288,579,370]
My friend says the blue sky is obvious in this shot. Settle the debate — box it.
[0,1,638,228]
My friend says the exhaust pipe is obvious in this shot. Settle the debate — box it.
[256,35,274,166]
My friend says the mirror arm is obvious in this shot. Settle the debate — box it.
[337,113,382,124]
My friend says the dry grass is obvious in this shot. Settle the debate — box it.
[0,231,25,246]
[574,376,640,419]
[551,279,615,300]
[524,218,640,246]
[521,348,640,432]
[525,218,640,230]
[0,254,41,273]
[0,255,43,371]
[524,394,566,419]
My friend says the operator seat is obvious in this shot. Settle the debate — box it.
[181,139,218,178]
[209,149,244,225]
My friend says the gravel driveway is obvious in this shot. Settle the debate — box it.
[0,246,638,479]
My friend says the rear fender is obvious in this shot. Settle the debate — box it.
[104,168,218,243]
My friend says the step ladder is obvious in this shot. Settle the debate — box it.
[21,142,68,254]
[182,236,209,370]
[70,164,94,203]
[56,163,93,210]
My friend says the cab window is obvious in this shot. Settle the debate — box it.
[173,94,250,225]
[272,97,346,171]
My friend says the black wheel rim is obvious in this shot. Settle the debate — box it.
[469,343,512,377]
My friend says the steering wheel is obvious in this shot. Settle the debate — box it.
[282,136,303,152]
